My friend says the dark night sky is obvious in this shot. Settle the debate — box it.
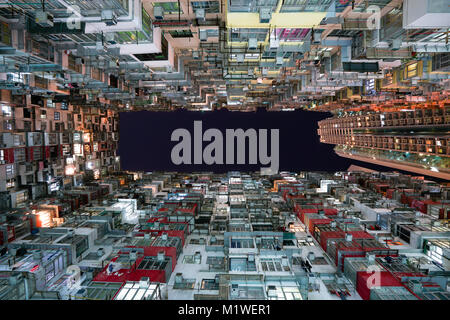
[117,108,407,174]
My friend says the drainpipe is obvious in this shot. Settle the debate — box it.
[24,275,29,300]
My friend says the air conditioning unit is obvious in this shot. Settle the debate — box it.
[321,16,343,25]
[276,56,283,65]
[269,38,279,49]
[267,285,277,297]
[154,6,164,20]
[129,250,137,261]
[139,277,150,288]
[105,33,117,44]
[259,8,271,23]
[248,38,258,50]
[390,38,402,51]
[108,60,118,68]
[101,10,118,26]
[313,31,322,43]
[35,11,54,27]
[199,29,208,41]
[95,42,104,52]
[195,8,205,20]
[231,284,239,296]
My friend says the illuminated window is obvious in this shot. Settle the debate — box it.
[82,133,91,143]
[73,143,82,155]
[8,73,24,83]
[2,105,12,117]
[406,62,418,78]
[16,191,27,204]
[6,179,15,189]
[47,99,55,108]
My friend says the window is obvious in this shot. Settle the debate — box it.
[54,111,60,121]
[0,150,4,162]
[6,179,15,189]
[2,105,13,117]
[40,110,47,119]
[55,123,63,131]
[406,62,418,78]
[3,120,13,131]
[169,30,193,38]
[24,121,31,131]
[23,108,31,118]
[7,73,24,83]
[73,132,81,142]
[15,191,28,204]
[191,1,220,13]
[230,28,267,42]
[137,257,168,270]
[26,175,33,184]
[47,99,55,108]
[200,279,219,290]
[267,285,302,300]
[6,164,14,175]
[262,51,277,59]
[153,2,183,14]
[260,258,284,272]
[14,148,25,162]
[273,28,310,41]
[230,238,254,248]
[73,143,82,155]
